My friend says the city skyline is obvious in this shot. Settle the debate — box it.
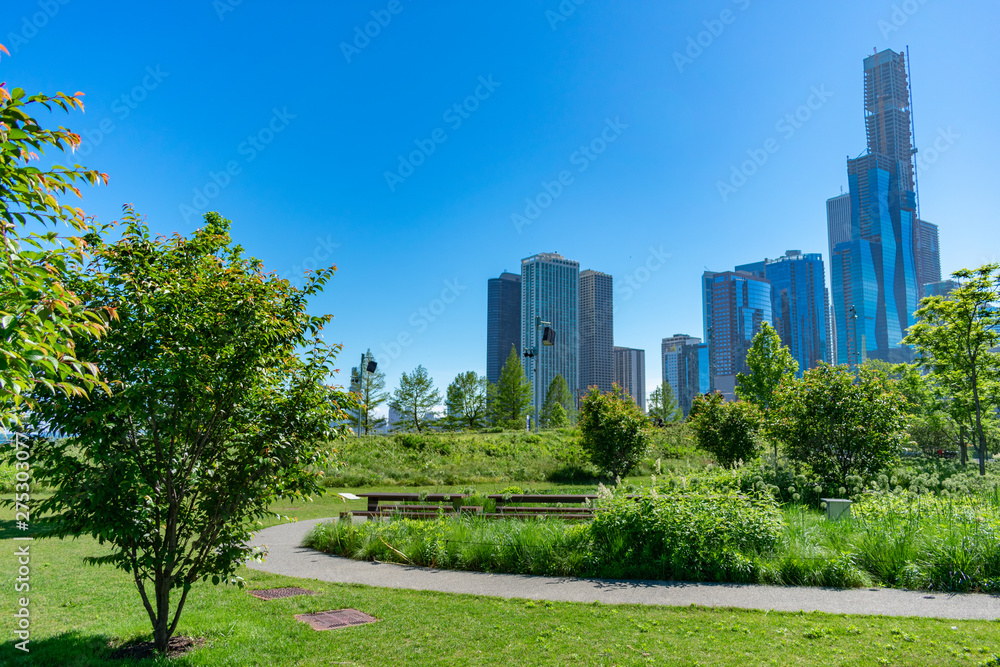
[7,2,997,398]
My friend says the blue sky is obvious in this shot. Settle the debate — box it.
[5,0,999,403]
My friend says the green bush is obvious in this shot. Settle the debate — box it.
[688,391,763,468]
[589,489,783,582]
[579,384,652,480]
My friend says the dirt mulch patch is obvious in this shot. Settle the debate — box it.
[107,635,205,661]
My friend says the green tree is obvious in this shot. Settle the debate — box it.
[443,370,488,430]
[546,401,568,427]
[688,391,762,468]
[647,384,681,422]
[25,209,349,655]
[772,364,908,490]
[540,373,575,427]
[736,322,798,464]
[736,322,798,410]
[904,264,1000,476]
[579,383,652,480]
[0,53,112,426]
[389,365,441,433]
[488,345,531,429]
[358,350,387,435]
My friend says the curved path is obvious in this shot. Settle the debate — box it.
[248,518,1000,620]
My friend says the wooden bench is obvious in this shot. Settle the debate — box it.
[484,493,600,521]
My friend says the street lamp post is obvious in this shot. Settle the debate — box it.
[523,316,554,433]
[848,305,860,368]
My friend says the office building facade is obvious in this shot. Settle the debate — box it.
[612,346,645,411]
[579,270,614,395]
[521,252,580,416]
[702,271,773,399]
[486,272,521,385]
[661,334,708,417]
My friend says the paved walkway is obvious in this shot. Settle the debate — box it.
[248,518,1000,620]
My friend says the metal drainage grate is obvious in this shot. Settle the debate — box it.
[295,609,378,631]
[249,587,317,600]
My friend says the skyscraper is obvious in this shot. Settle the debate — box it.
[702,271,772,399]
[521,252,579,418]
[914,218,942,299]
[831,49,919,365]
[826,193,851,362]
[579,269,614,395]
[612,346,645,411]
[737,251,830,374]
[661,334,708,417]
[486,271,521,385]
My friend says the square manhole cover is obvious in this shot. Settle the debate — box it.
[249,587,316,600]
[295,609,378,631]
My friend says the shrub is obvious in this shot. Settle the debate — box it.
[688,391,763,468]
[589,488,783,581]
[578,384,652,480]
[773,364,908,490]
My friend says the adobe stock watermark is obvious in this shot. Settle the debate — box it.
[915,126,958,175]
[375,278,467,371]
[214,0,242,21]
[511,116,628,233]
[178,107,295,225]
[4,0,71,55]
[716,84,832,202]
[545,0,586,30]
[280,235,341,288]
[384,75,501,192]
[673,0,751,73]
[340,0,412,64]
[614,245,672,315]
[75,66,169,157]
[878,0,931,38]
[11,434,33,653]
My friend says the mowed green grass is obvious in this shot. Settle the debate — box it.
[3,502,1000,666]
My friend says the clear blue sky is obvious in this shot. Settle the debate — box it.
[5,1,999,402]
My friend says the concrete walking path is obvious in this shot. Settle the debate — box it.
[247,518,1000,621]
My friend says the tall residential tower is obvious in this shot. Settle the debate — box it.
[486,272,521,385]
[830,49,921,365]
[521,252,580,417]
[579,269,614,395]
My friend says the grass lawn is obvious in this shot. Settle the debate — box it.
[3,500,1000,666]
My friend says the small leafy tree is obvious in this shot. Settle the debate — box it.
[904,264,1000,475]
[540,373,575,427]
[1,50,112,426]
[772,364,908,490]
[688,391,762,468]
[389,365,441,433]
[443,370,488,430]
[579,383,652,480]
[736,323,798,464]
[647,384,681,422]
[27,209,349,654]
[488,345,531,429]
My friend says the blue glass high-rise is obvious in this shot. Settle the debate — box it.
[831,49,919,364]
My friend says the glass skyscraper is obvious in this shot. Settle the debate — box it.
[660,334,708,417]
[486,271,521,386]
[521,252,580,416]
[702,271,772,399]
[612,346,645,411]
[737,251,830,375]
[831,49,919,365]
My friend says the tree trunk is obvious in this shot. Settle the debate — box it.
[959,423,968,465]
[153,574,172,653]
[971,375,987,476]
